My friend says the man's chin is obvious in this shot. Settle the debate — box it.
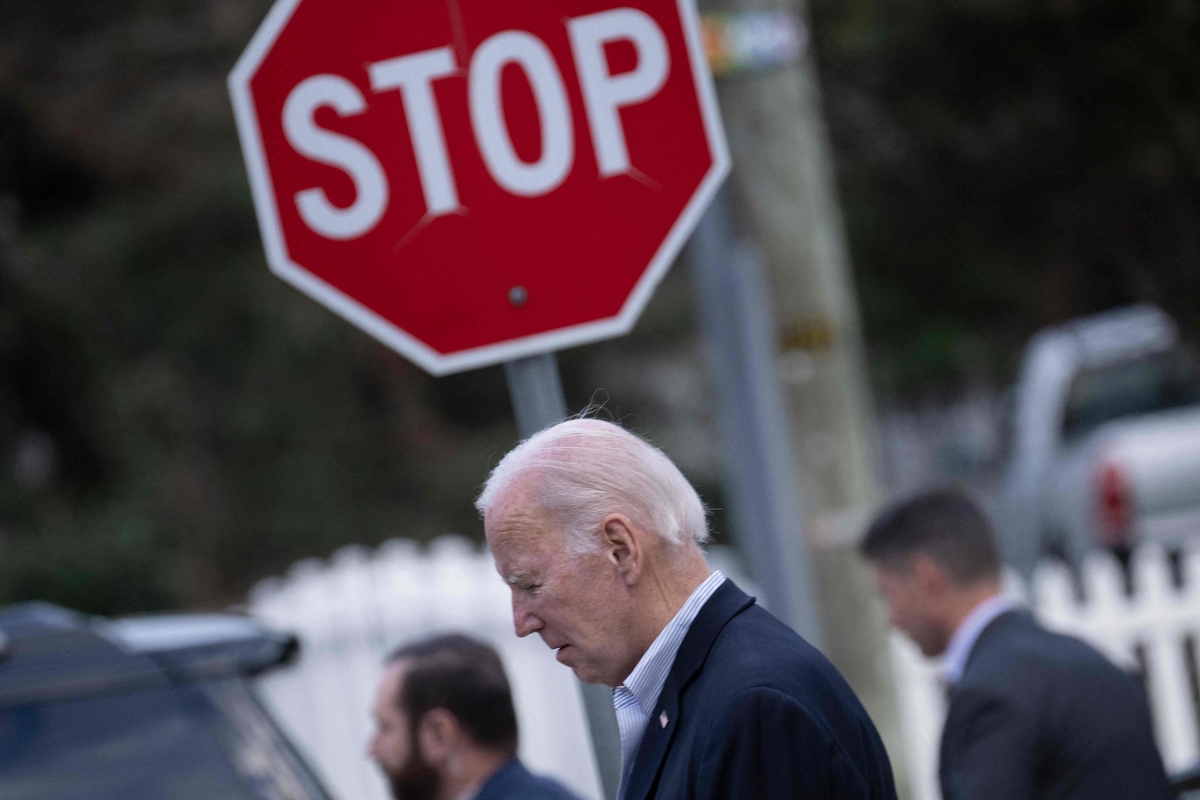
[557,646,587,675]
[556,647,605,684]
[388,776,438,800]
[915,635,949,659]
[382,760,439,800]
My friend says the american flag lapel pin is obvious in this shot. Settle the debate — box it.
[659,710,669,728]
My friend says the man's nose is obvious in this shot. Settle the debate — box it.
[512,594,543,638]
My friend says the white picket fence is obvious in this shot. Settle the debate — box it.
[247,537,603,800]
[247,538,1200,800]
[892,545,1200,800]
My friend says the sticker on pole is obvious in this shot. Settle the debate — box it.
[229,0,729,375]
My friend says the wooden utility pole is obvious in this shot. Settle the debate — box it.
[697,1,908,793]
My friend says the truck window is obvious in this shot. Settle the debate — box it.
[1062,349,1200,441]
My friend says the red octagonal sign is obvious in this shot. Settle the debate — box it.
[230,0,728,374]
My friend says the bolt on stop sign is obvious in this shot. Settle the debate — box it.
[230,0,729,375]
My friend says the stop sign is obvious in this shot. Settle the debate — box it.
[229,0,728,375]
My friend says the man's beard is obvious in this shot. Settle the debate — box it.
[384,745,440,800]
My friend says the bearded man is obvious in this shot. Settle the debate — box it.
[368,633,579,800]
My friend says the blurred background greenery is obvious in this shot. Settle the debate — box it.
[0,0,1195,613]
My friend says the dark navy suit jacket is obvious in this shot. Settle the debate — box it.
[940,610,1172,800]
[476,758,581,800]
[623,580,897,800]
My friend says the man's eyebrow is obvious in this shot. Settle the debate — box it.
[504,570,534,585]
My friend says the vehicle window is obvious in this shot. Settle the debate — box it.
[201,679,330,800]
[0,686,254,800]
[0,679,328,800]
[1062,349,1200,441]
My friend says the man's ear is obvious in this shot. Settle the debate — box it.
[416,708,461,767]
[601,514,643,586]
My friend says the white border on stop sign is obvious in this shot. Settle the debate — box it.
[228,0,730,377]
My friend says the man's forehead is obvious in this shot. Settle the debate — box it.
[490,520,554,566]
[872,563,907,584]
[486,483,555,543]
[377,659,409,706]
[486,473,544,519]
[489,504,550,538]
[488,512,564,576]
[385,658,410,685]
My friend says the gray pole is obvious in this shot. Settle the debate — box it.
[687,189,824,648]
[503,353,622,800]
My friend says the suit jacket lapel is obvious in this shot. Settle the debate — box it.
[946,610,1029,706]
[622,580,756,800]
[620,675,682,800]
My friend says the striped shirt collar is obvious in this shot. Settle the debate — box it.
[613,570,725,795]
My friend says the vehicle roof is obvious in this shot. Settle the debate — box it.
[1054,304,1177,367]
[0,601,297,708]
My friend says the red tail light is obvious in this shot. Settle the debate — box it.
[1097,460,1133,547]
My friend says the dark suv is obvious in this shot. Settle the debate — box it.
[0,601,331,800]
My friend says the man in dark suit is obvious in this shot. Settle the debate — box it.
[861,488,1173,800]
[478,419,896,799]
[368,633,579,800]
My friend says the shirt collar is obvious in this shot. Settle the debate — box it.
[620,570,726,714]
[941,593,1017,685]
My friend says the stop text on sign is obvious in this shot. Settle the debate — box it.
[229,0,728,374]
[285,8,670,241]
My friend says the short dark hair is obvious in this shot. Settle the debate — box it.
[387,634,518,755]
[860,488,1000,586]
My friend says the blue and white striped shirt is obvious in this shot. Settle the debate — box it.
[612,570,726,798]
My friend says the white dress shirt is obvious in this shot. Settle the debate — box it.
[941,593,1018,686]
[612,570,726,799]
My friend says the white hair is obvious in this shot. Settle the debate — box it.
[476,419,710,555]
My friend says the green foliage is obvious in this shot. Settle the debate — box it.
[0,515,175,616]
[811,0,1200,395]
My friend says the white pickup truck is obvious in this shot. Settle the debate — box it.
[998,305,1200,575]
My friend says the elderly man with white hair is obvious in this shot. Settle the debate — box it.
[478,419,896,800]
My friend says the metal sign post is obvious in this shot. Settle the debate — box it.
[687,189,822,647]
[503,352,622,800]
